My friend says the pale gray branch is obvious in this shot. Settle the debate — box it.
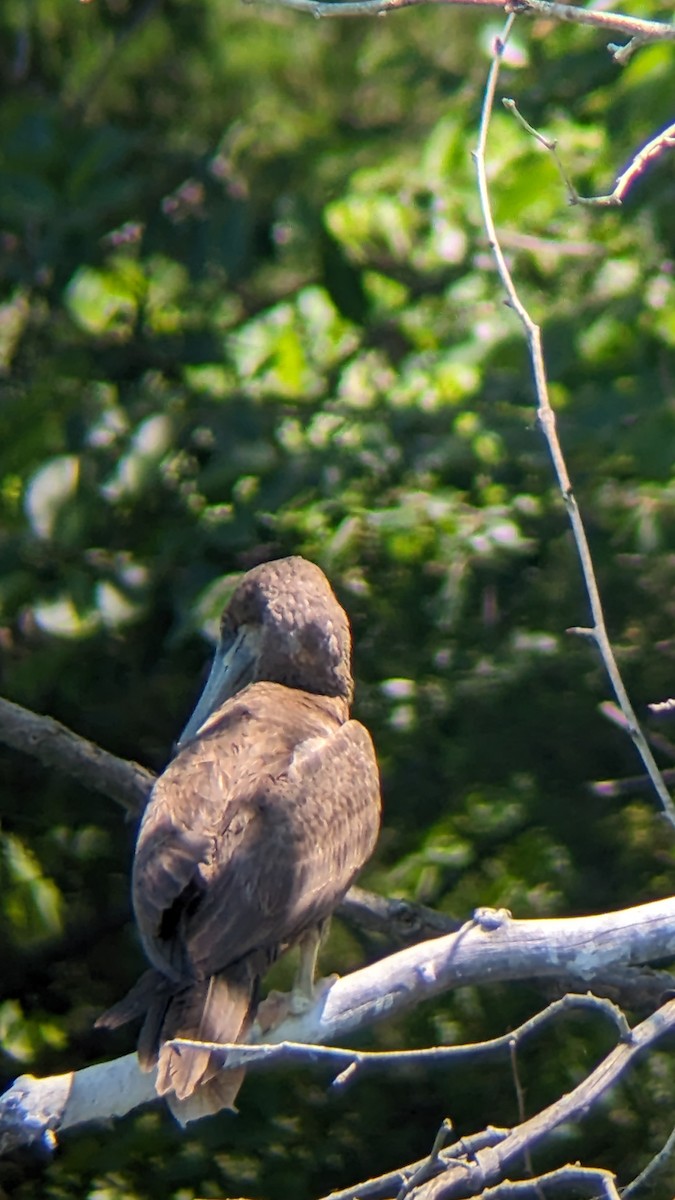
[412,998,675,1199]
[168,992,629,1077]
[2,899,675,1150]
[318,998,675,1199]
[460,1164,622,1199]
[258,0,675,55]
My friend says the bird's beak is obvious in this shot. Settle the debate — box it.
[176,626,259,749]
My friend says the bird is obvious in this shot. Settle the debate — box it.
[97,556,381,1121]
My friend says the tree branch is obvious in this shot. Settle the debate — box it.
[167,991,629,1078]
[0,696,153,815]
[473,18,675,829]
[0,695,672,1013]
[2,899,675,1150]
[425,1163,622,1200]
[412,998,675,1198]
[257,0,675,56]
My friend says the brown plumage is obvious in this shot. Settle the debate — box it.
[97,557,381,1121]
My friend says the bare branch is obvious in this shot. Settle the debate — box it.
[0,695,153,816]
[580,121,675,206]
[591,703,675,793]
[0,1054,155,1155]
[516,0,673,50]
[503,103,675,208]
[0,696,671,1019]
[317,1001,675,1200]
[462,1164,622,1198]
[412,998,675,1199]
[315,1138,623,1200]
[256,0,675,56]
[294,1128,510,1200]
[502,98,578,204]
[599,701,675,764]
[473,20,675,829]
[396,1119,456,1200]
[591,771,675,799]
[339,885,463,944]
[3,899,675,1148]
[167,992,630,1078]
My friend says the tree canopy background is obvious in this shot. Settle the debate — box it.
[1,0,675,1196]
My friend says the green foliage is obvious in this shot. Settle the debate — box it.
[1,0,675,1195]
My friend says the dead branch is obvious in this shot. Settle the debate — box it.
[257,0,675,59]
[473,18,675,830]
[0,696,153,815]
[315,1000,675,1199]
[1,695,672,1015]
[410,998,675,1199]
[168,992,629,1077]
[623,1122,675,1198]
[439,1164,622,1199]
[600,701,675,763]
[2,899,675,1150]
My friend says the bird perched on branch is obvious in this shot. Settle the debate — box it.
[97,556,381,1121]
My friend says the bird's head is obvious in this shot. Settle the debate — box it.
[177,557,353,748]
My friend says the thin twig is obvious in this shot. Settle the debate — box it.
[599,701,675,764]
[592,701,675,797]
[590,767,675,799]
[503,99,578,203]
[508,1038,540,1189]
[167,992,632,1079]
[503,103,675,209]
[581,121,675,205]
[396,1120,454,1200]
[472,20,675,829]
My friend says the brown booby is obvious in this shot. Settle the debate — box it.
[98,556,381,1120]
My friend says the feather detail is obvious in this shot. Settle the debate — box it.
[155,964,256,1104]
[95,969,171,1032]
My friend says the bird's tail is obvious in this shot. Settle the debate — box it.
[155,963,256,1122]
[95,967,173,1055]
[96,963,257,1122]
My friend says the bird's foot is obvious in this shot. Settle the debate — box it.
[289,989,313,1016]
[289,972,339,1014]
[256,989,292,1033]
[256,975,338,1033]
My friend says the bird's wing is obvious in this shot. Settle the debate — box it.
[185,713,381,975]
[133,684,381,980]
